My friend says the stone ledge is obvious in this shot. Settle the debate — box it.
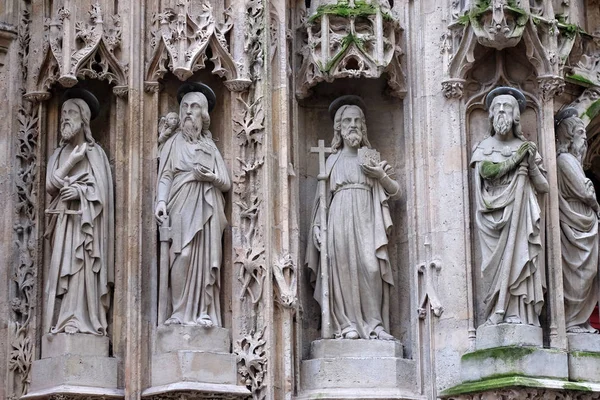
[155,325,231,353]
[310,339,403,358]
[476,324,542,350]
[294,388,422,400]
[440,376,600,398]
[151,351,238,387]
[142,382,250,400]
[569,351,600,383]
[21,385,124,399]
[460,346,568,382]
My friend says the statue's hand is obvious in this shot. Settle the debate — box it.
[362,160,386,180]
[155,201,168,224]
[313,225,321,251]
[193,165,216,182]
[68,143,87,166]
[59,186,79,201]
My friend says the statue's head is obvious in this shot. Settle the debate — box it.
[60,98,95,145]
[166,112,179,128]
[331,105,371,152]
[179,91,211,140]
[489,94,524,138]
[556,115,587,161]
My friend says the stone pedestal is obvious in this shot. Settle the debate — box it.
[476,324,543,350]
[26,333,121,398]
[297,339,417,399]
[145,325,249,398]
[567,333,600,383]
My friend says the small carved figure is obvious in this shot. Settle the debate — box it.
[306,96,400,340]
[44,89,114,335]
[155,83,230,327]
[471,87,549,327]
[158,112,180,152]
[555,108,599,334]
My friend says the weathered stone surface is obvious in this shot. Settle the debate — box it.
[41,333,110,358]
[568,350,600,383]
[151,351,238,387]
[568,332,600,353]
[28,354,118,392]
[310,339,403,359]
[460,347,568,382]
[476,324,543,350]
[155,325,231,353]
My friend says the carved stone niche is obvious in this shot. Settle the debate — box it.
[296,0,406,99]
[141,71,249,400]
[295,78,415,399]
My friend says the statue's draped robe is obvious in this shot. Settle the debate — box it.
[471,143,545,325]
[306,150,394,338]
[158,132,229,325]
[45,144,114,335]
[557,152,599,330]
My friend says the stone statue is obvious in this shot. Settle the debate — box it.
[306,96,399,340]
[471,87,549,326]
[44,89,114,335]
[555,108,599,334]
[155,82,230,327]
[158,111,180,153]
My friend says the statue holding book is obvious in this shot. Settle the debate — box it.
[306,96,400,340]
[155,83,230,327]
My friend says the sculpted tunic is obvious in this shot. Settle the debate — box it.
[471,141,545,325]
[158,131,229,325]
[557,152,599,330]
[306,150,394,338]
[45,144,114,335]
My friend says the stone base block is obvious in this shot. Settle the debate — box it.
[151,351,238,387]
[295,388,421,400]
[460,346,568,382]
[476,324,542,350]
[29,354,118,392]
[42,333,110,358]
[568,333,600,382]
[155,325,230,353]
[300,339,415,394]
[142,382,250,400]
[310,339,403,358]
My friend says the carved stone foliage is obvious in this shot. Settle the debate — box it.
[245,0,265,81]
[445,387,600,400]
[568,32,600,88]
[235,328,267,400]
[417,261,443,319]
[468,0,529,51]
[296,0,406,99]
[9,100,39,399]
[147,0,250,90]
[233,94,266,305]
[273,254,297,309]
[36,3,127,92]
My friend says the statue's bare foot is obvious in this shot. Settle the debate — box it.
[504,315,522,324]
[377,330,395,340]
[165,317,181,326]
[64,323,78,334]
[344,330,359,339]
[198,316,214,327]
[567,324,599,334]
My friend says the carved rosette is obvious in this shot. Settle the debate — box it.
[146,0,250,89]
[37,3,127,91]
[442,79,465,99]
[538,75,565,101]
[296,0,406,99]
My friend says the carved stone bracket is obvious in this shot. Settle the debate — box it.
[144,81,162,94]
[567,32,600,88]
[296,0,406,99]
[417,260,444,319]
[146,0,250,90]
[36,2,127,91]
[538,75,565,101]
[273,254,297,309]
[442,79,465,99]
[443,386,600,400]
[235,328,267,400]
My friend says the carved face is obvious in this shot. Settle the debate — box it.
[571,123,588,162]
[491,95,516,137]
[340,106,364,149]
[61,100,83,141]
[180,92,207,132]
[166,113,179,128]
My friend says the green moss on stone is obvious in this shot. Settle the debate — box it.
[461,346,537,363]
[441,376,554,397]
[585,99,600,120]
[571,349,600,359]
[568,74,594,85]
[563,382,592,391]
[309,0,378,23]
[558,22,583,39]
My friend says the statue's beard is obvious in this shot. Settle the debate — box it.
[182,117,202,141]
[61,122,81,141]
[493,113,513,136]
[342,129,362,148]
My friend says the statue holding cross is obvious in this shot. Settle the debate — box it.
[306,95,400,340]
